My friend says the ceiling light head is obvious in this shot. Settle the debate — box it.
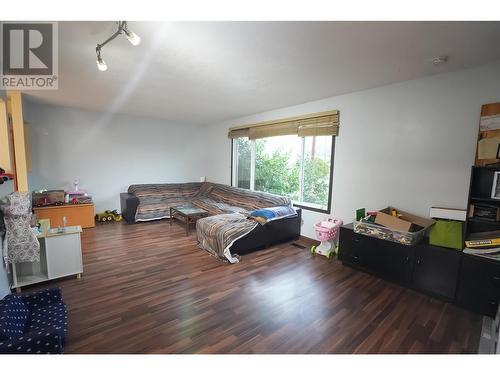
[96,48,107,71]
[432,56,449,66]
[125,29,141,46]
[96,57,107,71]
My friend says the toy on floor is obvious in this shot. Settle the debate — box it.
[95,209,123,222]
[311,218,343,259]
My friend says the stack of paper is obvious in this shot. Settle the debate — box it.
[463,246,500,260]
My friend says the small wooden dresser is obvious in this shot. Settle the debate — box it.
[33,203,95,228]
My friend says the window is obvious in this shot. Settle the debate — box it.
[229,110,338,212]
[232,134,334,212]
[234,137,252,189]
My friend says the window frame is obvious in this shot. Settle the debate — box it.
[230,135,335,214]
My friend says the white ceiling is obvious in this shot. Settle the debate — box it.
[25,21,500,125]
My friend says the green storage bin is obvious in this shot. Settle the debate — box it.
[429,219,464,250]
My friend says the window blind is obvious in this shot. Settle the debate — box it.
[227,110,339,139]
[227,128,249,139]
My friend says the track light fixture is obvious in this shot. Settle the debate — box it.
[95,21,141,71]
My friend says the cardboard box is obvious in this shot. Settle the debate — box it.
[374,206,435,232]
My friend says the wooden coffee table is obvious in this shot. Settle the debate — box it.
[170,204,209,236]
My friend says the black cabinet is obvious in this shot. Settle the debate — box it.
[339,224,500,316]
[412,244,461,300]
[337,166,500,318]
[339,225,459,292]
[338,225,413,286]
[456,254,500,317]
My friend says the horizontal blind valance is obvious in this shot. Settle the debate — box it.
[227,128,250,139]
[228,110,339,140]
[248,121,300,140]
[297,115,339,137]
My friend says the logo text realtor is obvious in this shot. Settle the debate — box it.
[1,22,58,90]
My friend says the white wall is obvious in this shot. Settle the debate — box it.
[205,62,500,238]
[24,101,208,212]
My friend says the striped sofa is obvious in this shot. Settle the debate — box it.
[120,182,301,262]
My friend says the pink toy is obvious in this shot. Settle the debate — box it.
[311,218,343,259]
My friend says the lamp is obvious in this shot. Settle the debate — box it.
[125,29,141,46]
[95,21,140,71]
[96,48,107,71]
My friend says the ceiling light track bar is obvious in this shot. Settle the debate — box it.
[96,21,126,51]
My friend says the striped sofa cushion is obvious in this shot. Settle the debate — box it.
[206,183,291,210]
[196,213,258,263]
[129,183,203,221]
[191,196,249,216]
[129,183,202,199]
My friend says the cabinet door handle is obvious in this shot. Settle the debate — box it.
[353,238,360,243]
[492,275,500,283]
[416,257,421,265]
[353,255,360,261]
[489,300,498,307]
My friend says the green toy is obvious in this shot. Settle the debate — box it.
[356,208,366,221]
[95,210,123,223]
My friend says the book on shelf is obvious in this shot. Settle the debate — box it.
[465,230,500,248]
[469,203,500,222]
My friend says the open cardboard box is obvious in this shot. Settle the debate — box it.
[374,206,435,232]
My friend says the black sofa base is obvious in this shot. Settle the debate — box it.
[120,193,139,224]
[120,192,302,256]
[230,208,302,255]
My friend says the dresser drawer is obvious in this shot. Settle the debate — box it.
[338,227,374,267]
[338,225,413,285]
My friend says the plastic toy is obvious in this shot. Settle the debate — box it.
[95,210,123,223]
[311,218,343,259]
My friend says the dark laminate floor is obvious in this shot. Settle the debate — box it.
[24,220,482,353]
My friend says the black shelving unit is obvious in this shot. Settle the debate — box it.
[466,165,500,234]
[455,165,500,317]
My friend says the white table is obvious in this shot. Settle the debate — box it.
[11,226,83,292]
